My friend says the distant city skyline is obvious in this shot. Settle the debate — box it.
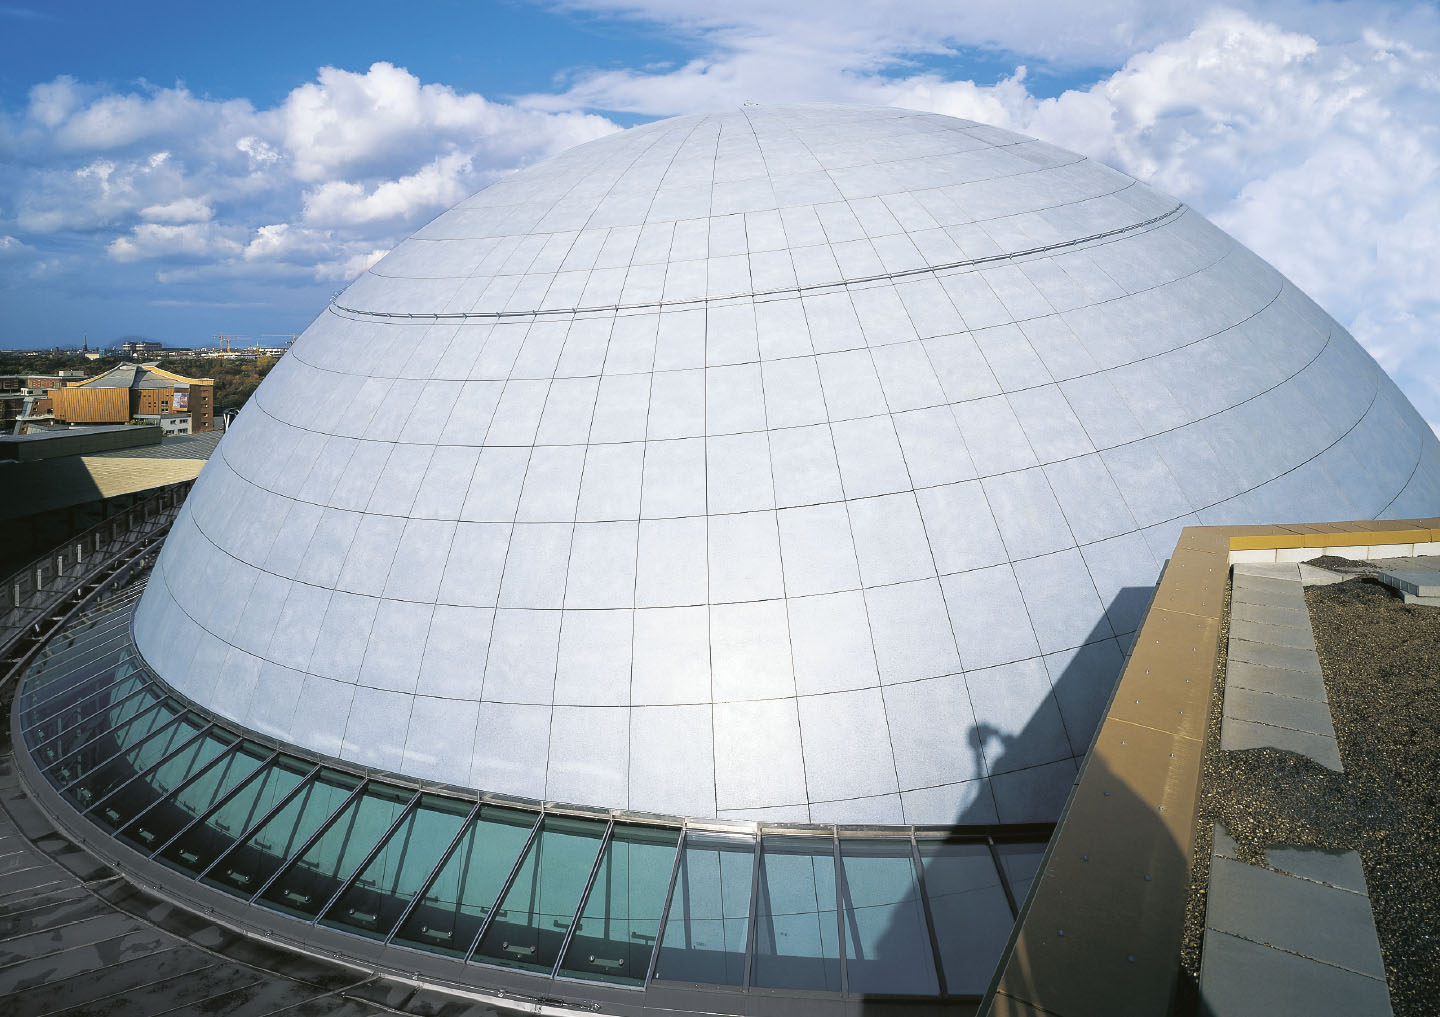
[1,0,1438,428]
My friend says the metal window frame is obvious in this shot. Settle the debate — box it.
[25,677,157,757]
[462,809,547,962]
[148,747,283,861]
[550,818,617,979]
[18,630,139,724]
[248,776,371,905]
[82,718,218,818]
[196,760,325,881]
[643,827,688,987]
[41,696,175,780]
[310,787,424,925]
[115,735,249,845]
[909,833,951,998]
[53,703,189,793]
[383,799,483,946]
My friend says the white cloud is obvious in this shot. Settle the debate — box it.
[139,197,213,223]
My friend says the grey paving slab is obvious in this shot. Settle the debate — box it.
[1224,687,1337,738]
[1297,563,1347,586]
[1402,592,1440,606]
[1229,616,1316,651]
[1267,846,1369,894]
[1228,638,1322,675]
[1200,928,1392,1017]
[1206,855,1386,977]
[1232,563,1304,582]
[1231,584,1308,611]
[1225,660,1328,703]
[1220,718,1343,771]
[1377,567,1440,598]
[1229,600,1312,630]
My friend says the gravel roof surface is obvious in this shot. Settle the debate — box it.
[1182,576,1440,1017]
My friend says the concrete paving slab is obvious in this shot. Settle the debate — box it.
[1224,687,1337,738]
[1232,563,1303,582]
[1229,601,1312,629]
[1227,638,1322,675]
[1401,592,1440,606]
[1225,660,1327,703]
[1230,617,1316,651]
[1377,568,1440,598]
[1267,846,1369,894]
[1297,563,1347,586]
[1231,584,1308,611]
[1220,718,1343,771]
[1206,856,1387,978]
[1200,928,1392,1017]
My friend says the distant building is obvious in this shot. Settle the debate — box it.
[47,363,214,433]
[120,339,163,358]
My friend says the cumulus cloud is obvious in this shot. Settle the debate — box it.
[0,62,618,298]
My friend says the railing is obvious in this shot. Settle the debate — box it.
[0,480,191,666]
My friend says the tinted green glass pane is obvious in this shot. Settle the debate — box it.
[654,833,754,987]
[751,837,842,992]
[258,783,412,919]
[92,726,234,834]
[200,768,358,897]
[558,824,678,984]
[46,698,179,799]
[29,683,161,778]
[838,840,938,995]
[24,671,148,754]
[118,742,268,855]
[320,795,471,939]
[474,816,606,972]
[995,841,1045,909]
[157,756,309,877]
[915,840,1012,996]
[391,806,538,957]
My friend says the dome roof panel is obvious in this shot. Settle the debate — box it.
[135,104,1440,827]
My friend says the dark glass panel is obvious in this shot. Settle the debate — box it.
[118,742,269,856]
[67,712,202,812]
[473,816,606,973]
[23,672,149,756]
[18,607,134,711]
[750,836,842,992]
[558,824,679,984]
[320,795,471,940]
[838,839,938,995]
[391,806,538,957]
[198,768,359,896]
[44,698,179,798]
[92,726,234,834]
[257,783,413,920]
[21,638,142,737]
[654,833,755,987]
[157,756,311,877]
[915,839,1013,996]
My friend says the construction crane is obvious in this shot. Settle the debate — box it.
[212,333,248,355]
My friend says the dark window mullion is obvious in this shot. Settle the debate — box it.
[119,738,243,838]
[150,748,281,859]
[643,828,688,987]
[249,779,370,903]
[383,800,482,946]
[740,834,763,991]
[988,835,1019,917]
[550,819,615,978]
[909,834,950,998]
[197,762,322,880]
[312,789,423,924]
[832,831,848,996]
[463,809,545,962]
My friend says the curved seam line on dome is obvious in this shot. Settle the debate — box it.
[289,208,1225,398]
[334,203,1185,321]
[381,167,1133,285]
[245,255,1294,498]
[1375,415,1429,518]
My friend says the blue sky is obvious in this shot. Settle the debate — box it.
[0,0,1437,426]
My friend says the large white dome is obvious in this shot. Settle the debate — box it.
[135,103,1440,826]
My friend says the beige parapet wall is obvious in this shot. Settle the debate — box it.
[982,516,1440,1017]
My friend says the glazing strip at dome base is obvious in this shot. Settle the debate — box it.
[134,103,1440,828]
[14,581,1050,1010]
